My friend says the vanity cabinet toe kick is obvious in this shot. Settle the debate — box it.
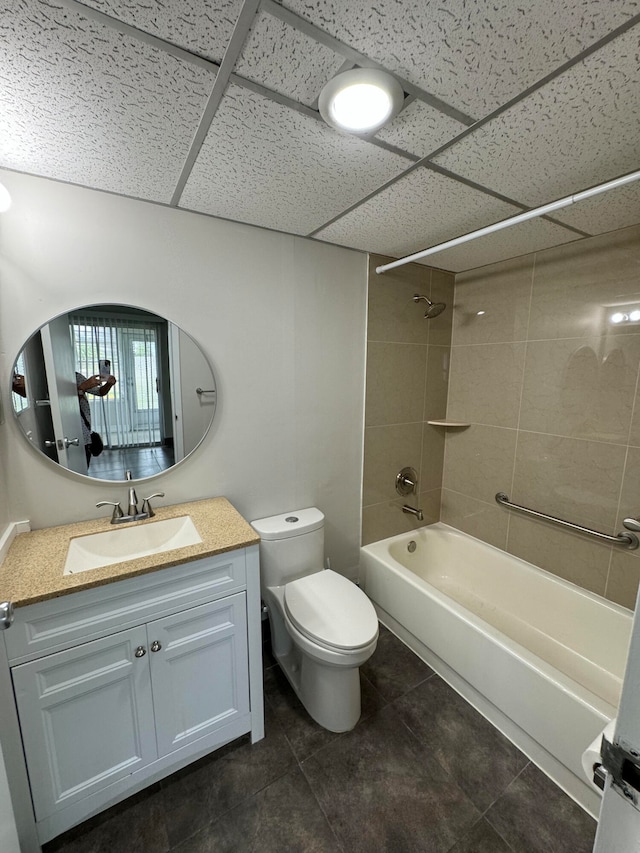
[1,544,264,847]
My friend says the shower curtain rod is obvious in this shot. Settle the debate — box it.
[375,168,640,275]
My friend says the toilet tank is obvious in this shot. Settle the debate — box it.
[251,508,324,589]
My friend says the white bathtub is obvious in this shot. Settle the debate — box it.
[360,522,633,818]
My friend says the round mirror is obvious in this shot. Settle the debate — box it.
[10,304,217,481]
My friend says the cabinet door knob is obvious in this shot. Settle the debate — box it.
[150,640,162,652]
[134,646,146,657]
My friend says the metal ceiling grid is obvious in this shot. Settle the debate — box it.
[1,0,639,270]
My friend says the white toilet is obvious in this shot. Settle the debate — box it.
[251,507,379,732]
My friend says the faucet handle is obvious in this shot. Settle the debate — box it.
[396,466,418,496]
[96,501,124,523]
[142,493,165,518]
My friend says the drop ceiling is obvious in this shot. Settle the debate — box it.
[2,0,639,271]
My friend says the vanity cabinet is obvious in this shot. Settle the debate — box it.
[3,545,263,846]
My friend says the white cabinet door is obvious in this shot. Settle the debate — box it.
[148,593,249,757]
[11,626,157,821]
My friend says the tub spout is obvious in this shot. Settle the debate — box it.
[402,505,424,522]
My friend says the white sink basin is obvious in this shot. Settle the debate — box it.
[64,516,203,575]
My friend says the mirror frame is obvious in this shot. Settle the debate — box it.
[9,303,217,483]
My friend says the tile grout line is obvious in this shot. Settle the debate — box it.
[295,759,348,852]
[605,352,640,596]
[477,761,536,853]
[298,766,348,852]
[505,252,537,549]
[432,330,640,348]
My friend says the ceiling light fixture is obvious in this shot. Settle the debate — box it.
[319,69,404,134]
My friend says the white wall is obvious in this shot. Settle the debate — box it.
[0,284,21,851]
[0,169,368,577]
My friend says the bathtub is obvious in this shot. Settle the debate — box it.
[360,522,633,818]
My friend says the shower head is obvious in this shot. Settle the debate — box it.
[413,294,446,319]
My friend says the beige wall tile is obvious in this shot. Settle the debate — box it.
[424,345,450,420]
[364,227,640,602]
[440,488,508,549]
[427,269,455,347]
[443,424,517,504]
[421,423,446,491]
[363,423,423,507]
[617,445,640,529]
[362,496,436,546]
[512,431,627,530]
[365,341,427,426]
[626,394,640,448]
[417,488,442,526]
[606,549,640,610]
[519,336,640,443]
[506,514,610,596]
[363,258,447,546]
[365,227,640,593]
[367,254,431,344]
[447,342,526,428]
[529,225,640,341]
[453,255,534,345]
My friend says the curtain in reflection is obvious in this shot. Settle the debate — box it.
[70,311,161,450]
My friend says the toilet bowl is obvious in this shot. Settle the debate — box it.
[251,508,378,732]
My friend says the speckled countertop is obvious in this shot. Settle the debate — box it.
[0,497,260,607]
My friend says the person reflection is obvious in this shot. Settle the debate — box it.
[76,371,116,466]
[12,372,26,397]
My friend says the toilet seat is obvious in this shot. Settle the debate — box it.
[284,570,378,651]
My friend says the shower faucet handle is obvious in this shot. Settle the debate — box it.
[396,466,418,496]
[623,517,640,533]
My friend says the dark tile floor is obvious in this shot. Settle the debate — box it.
[88,446,175,480]
[43,624,597,853]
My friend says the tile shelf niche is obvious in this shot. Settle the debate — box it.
[427,420,471,427]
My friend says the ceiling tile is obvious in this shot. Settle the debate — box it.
[283,0,640,118]
[179,84,410,235]
[313,167,522,259]
[420,219,581,272]
[433,28,640,208]
[234,10,345,106]
[553,182,640,235]
[80,0,243,63]
[0,0,216,202]
[375,99,466,157]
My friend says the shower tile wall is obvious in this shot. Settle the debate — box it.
[442,223,640,609]
[362,255,454,545]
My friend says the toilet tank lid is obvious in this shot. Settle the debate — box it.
[251,507,324,540]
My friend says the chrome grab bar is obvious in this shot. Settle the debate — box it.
[495,492,639,550]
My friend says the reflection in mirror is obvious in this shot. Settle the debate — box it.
[11,305,216,481]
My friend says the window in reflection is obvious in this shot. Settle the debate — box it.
[70,310,170,458]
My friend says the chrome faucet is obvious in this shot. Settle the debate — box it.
[402,505,424,522]
[96,473,165,524]
[126,470,138,517]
